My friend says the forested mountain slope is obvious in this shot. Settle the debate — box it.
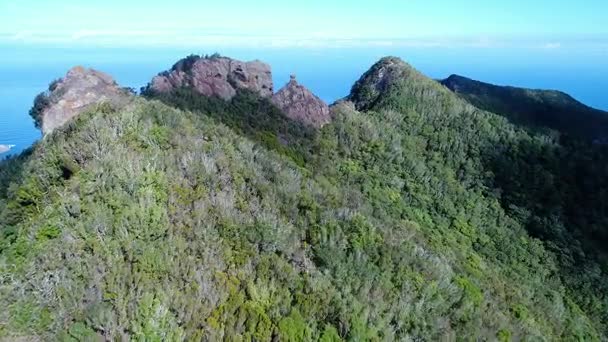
[440,74,608,140]
[0,56,606,341]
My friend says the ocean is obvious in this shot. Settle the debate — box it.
[1,45,607,157]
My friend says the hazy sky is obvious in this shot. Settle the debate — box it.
[1,0,607,48]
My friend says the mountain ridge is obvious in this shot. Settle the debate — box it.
[2,55,607,340]
[144,54,330,128]
[440,73,608,140]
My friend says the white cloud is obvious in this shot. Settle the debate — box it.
[0,30,443,48]
[0,30,601,52]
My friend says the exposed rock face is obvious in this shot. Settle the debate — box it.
[148,56,273,100]
[147,55,332,127]
[271,75,331,127]
[38,66,130,134]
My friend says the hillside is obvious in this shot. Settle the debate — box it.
[0,56,607,341]
[440,74,608,140]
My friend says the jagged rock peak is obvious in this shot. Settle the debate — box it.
[147,55,273,100]
[271,75,331,128]
[33,66,131,135]
[348,56,418,110]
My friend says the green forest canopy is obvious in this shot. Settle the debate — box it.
[0,56,607,341]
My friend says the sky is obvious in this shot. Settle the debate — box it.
[1,0,607,49]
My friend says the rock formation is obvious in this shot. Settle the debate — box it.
[148,55,273,100]
[147,55,332,127]
[35,66,131,134]
[271,75,331,127]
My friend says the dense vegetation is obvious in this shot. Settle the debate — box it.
[0,56,606,340]
[441,74,608,141]
[142,88,317,168]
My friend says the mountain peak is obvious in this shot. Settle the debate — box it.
[347,56,453,112]
[30,66,131,135]
[146,55,273,100]
[376,56,408,66]
[67,65,86,75]
[347,56,418,110]
[146,55,331,128]
[271,75,331,127]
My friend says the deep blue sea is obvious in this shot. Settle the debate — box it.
[1,45,607,157]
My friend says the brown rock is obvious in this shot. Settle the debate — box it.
[149,56,273,100]
[40,66,130,134]
[271,75,331,127]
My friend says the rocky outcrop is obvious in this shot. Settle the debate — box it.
[148,55,273,100]
[35,66,131,134]
[147,55,332,127]
[271,75,331,127]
